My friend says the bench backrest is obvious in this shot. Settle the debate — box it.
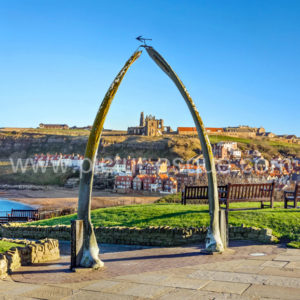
[184,185,228,200]
[183,182,274,202]
[184,186,208,200]
[227,183,274,202]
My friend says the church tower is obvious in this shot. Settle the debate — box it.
[140,112,145,127]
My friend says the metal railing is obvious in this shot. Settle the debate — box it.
[0,211,10,217]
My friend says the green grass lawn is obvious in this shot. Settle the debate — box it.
[209,135,252,144]
[28,203,300,247]
[0,240,25,253]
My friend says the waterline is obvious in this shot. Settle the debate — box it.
[0,198,34,212]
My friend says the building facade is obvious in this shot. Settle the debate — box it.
[177,127,224,135]
[39,123,69,129]
[127,112,165,136]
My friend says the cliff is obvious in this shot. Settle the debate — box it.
[0,130,200,160]
[0,128,299,160]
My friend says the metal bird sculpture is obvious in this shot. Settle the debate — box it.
[136,36,152,46]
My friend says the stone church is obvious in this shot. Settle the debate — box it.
[127,112,165,136]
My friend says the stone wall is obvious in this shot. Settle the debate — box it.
[0,184,45,190]
[95,226,207,246]
[229,225,278,243]
[0,238,59,279]
[0,224,71,240]
[0,224,278,247]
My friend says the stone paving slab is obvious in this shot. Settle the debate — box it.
[0,296,37,300]
[259,266,300,277]
[274,255,300,262]
[231,259,266,274]
[233,259,266,267]
[156,288,200,300]
[157,276,210,290]
[232,265,264,274]
[105,282,174,299]
[261,260,288,268]
[114,273,170,285]
[188,269,300,288]
[285,261,300,269]
[152,267,197,278]
[114,270,211,290]
[158,288,256,300]
[279,249,300,256]
[20,285,77,300]
[0,280,41,297]
[66,290,137,300]
[201,280,251,294]
[157,288,258,300]
[182,259,246,271]
[161,289,275,300]
[188,259,267,275]
[49,280,99,290]
[243,284,300,299]
[82,279,125,292]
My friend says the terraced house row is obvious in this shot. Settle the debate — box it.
[115,174,178,193]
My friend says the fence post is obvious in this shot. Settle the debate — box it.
[70,219,84,270]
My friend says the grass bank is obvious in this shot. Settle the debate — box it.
[0,240,25,253]
[28,203,300,247]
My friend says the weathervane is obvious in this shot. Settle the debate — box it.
[136,35,152,46]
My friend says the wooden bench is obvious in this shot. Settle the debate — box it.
[181,185,227,205]
[182,182,275,210]
[8,209,39,222]
[284,183,299,208]
[224,182,275,210]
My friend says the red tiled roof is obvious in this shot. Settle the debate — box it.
[115,176,133,180]
[206,127,224,132]
[177,127,197,132]
[178,127,224,133]
[158,174,169,180]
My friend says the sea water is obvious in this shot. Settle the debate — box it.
[0,198,34,215]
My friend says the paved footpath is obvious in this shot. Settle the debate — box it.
[1,241,300,299]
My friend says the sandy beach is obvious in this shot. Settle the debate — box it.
[0,187,160,211]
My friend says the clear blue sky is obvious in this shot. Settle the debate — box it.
[0,0,299,135]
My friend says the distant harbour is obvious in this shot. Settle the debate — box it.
[0,198,34,214]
